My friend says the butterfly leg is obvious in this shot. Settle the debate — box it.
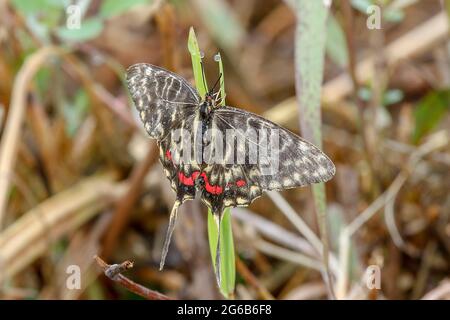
[214,91,226,106]
[159,200,181,270]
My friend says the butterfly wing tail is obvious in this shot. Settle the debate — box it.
[159,200,181,270]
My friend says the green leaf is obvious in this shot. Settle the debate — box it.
[188,27,208,96]
[57,17,103,42]
[208,209,235,298]
[413,90,450,144]
[326,14,348,68]
[100,0,151,18]
[293,0,328,146]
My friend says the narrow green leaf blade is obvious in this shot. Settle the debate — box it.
[208,208,235,298]
[187,27,207,97]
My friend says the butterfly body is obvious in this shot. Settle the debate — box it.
[126,63,335,278]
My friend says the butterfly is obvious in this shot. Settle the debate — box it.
[126,63,335,286]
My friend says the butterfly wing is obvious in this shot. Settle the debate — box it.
[198,106,335,211]
[126,63,200,140]
[127,64,202,269]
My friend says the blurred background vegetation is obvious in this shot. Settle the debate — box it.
[0,0,449,300]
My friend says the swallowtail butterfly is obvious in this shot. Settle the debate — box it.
[127,63,335,286]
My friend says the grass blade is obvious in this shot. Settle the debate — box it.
[188,27,208,96]
[208,208,235,297]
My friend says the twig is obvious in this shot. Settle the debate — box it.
[94,255,172,300]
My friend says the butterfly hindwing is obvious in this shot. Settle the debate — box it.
[158,130,200,203]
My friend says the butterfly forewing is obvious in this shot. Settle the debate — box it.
[126,63,200,140]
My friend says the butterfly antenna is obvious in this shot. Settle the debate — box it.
[213,212,222,287]
[209,73,222,96]
[159,200,181,270]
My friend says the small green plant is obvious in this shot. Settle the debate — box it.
[187,27,235,299]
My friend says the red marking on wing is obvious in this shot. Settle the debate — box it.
[165,150,172,161]
[200,172,223,195]
[236,180,246,187]
[192,171,200,180]
[178,171,199,186]
[178,171,224,195]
